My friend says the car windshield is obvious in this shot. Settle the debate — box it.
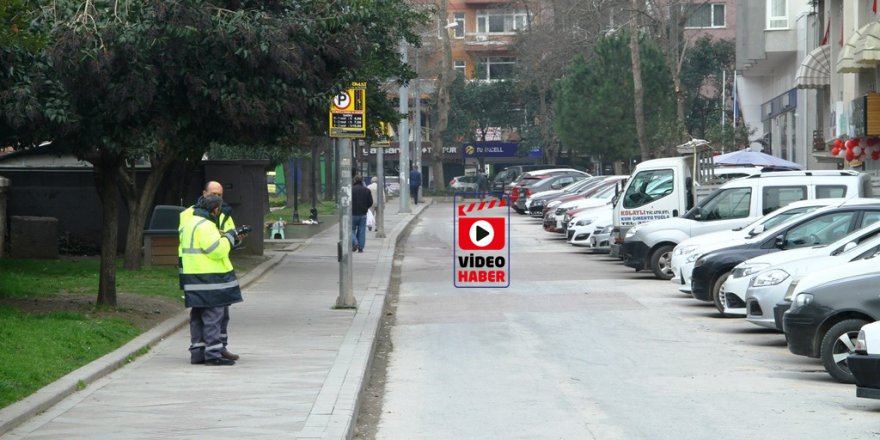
[622,169,674,209]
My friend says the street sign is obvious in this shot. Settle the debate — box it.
[330,82,367,138]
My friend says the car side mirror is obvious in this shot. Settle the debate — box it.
[693,207,702,220]
[551,182,562,189]
[775,235,785,249]
[843,241,857,253]
[749,224,765,236]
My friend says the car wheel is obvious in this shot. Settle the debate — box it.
[820,318,869,383]
[649,245,675,280]
[712,271,731,315]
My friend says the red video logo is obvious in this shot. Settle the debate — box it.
[458,217,505,250]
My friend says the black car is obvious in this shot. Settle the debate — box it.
[784,269,880,383]
[690,203,880,313]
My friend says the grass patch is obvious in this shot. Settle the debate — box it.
[0,258,181,301]
[0,306,140,408]
[265,199,337,223]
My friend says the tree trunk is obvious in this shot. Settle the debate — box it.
[93,150,121,307]
[429,0,452,190]
[284,159,294,209]
[630,0,650,161]
[323,145,334,201]
[538,85,556,164]
[120,144,176,270]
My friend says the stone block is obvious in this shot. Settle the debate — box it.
[10,216,58,259]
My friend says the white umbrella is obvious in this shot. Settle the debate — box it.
[713,149,803,170]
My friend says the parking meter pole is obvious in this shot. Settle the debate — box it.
[336,138,356,308]
[376,143,386,238]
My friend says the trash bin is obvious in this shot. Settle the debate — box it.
[144,205,185,267]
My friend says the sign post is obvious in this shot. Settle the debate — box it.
[330,82,366,309]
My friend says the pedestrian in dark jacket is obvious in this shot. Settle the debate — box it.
[409,165,422,204]
[351,176,373,252]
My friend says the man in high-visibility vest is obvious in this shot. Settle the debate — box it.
[179,181,243,362]
[180,194,243,366]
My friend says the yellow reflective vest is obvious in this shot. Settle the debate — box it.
[179,209,242,308]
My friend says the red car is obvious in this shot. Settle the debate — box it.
[508,169,588,213]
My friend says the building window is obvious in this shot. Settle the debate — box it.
[476,9,528,34]
[454,60,466,77]
[476,57,515,80]
[767,0,788,30]
[453,12,465,38]
[684,3,725,28]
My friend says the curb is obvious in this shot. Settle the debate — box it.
[296,201,431,439]
[0,252,285,437]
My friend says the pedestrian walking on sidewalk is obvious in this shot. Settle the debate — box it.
[351,175,373,253]
[410,165,422,204]
[180,195,244,366]
[178,181,244,362]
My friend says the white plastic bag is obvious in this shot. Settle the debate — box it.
[366,209,376,228]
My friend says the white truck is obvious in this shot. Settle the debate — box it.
[609,140,746,259]
[610,141,872,279]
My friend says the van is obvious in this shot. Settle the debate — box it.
[491,164,560,193]
[618,168,871,279]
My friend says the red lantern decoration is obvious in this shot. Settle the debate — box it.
[846,139,857,149]
[873,151,880,161]
[832,147,841,156]
[868,138,879,147]
[835,139,845,149]
[846,150,855,161]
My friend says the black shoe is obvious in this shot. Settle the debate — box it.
[221,350,240,361]
[191,359,205,365]
[205,358,235,366]
[358,248,363,253]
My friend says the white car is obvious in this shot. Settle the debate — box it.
[550,184,618,232]
[589,223,615,252]
[669,199,845,294]
[722,221,880,319]
[740,227,880,329]
[568,210,612,247]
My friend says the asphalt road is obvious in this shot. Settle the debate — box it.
[373,202,880,440]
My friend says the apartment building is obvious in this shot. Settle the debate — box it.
[737,0,880,172]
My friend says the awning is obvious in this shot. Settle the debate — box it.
[838,25,867,73]
[795,44,831,89]
[855,21,880,65]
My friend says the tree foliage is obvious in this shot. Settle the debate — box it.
[554,33,674,164]
[0,0,425,305]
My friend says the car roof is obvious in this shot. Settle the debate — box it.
[754,199,880,239]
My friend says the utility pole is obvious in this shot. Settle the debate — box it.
[398,38,411,213]
[336,138,355,308]
[376,142,386,238]
[414,47,422,175]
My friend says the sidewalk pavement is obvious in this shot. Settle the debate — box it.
[0,199,430,440]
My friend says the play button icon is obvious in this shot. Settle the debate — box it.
[469,220,494,248]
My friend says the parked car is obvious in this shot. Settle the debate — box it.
[690,200,880,313]
[525,176,604,217]
[513,174,587,213]
[449,175,479,192]
[784,257,880,383]
[568,209,613,247]
[589,223,615,252]
[744,229,880,330]
[509,169,589,213]
[541,176,625,218]
[670,199,842,294]
[491,164,561,193]
[622,169,870,280]
[544,177,628,233]
[848,320,880,398]
[725,221,880,320]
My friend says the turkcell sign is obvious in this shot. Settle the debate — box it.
[454,197,510,288]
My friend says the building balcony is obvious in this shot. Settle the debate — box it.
[456,34,514,53]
